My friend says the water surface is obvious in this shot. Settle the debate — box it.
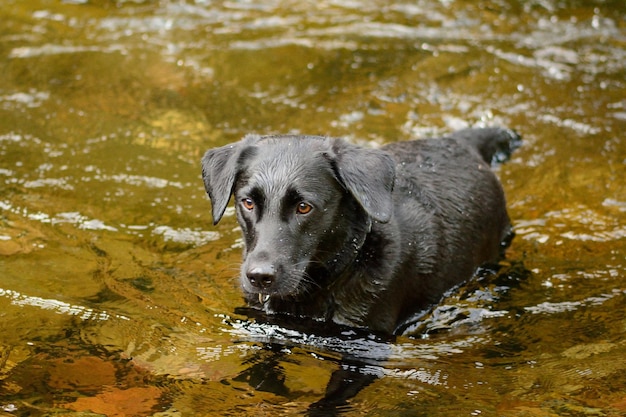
[1,0,625,415]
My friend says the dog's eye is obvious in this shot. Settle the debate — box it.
[241,198,255,211]
[296,202,313,215]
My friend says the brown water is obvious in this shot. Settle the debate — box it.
[1,0,625,416]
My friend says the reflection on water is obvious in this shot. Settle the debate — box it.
[1,0,625,415]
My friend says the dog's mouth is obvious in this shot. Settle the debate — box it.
[250,283,302,303]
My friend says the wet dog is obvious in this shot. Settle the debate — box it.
[201,127,520,334]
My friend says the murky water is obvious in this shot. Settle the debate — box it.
[1,0,625,415]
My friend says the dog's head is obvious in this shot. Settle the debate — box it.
[201,135,395,304]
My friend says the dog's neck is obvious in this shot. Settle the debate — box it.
[305,216,381,324]
[321,216,372,279]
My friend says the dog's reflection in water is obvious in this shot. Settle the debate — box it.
[229,309,390,415]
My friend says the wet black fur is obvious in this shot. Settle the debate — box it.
[201,127,520,334]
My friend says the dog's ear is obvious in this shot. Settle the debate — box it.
[332,141,396,223]
[201,135,258,225]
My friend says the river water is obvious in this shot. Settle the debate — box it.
[1,0,625,416]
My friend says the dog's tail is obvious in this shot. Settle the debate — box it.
[449,127,522,165]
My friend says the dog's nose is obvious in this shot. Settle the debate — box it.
[246,265,275,290]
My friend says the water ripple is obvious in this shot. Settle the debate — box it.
[0,287,129,322]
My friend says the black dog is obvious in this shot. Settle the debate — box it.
[201,127,520,335]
